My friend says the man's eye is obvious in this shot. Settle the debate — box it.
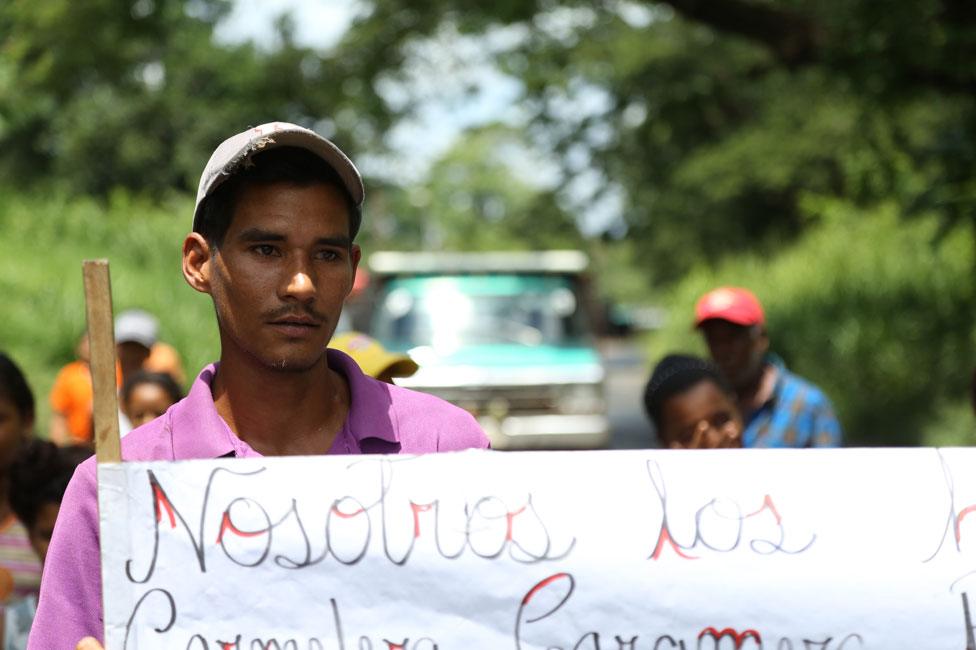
[253,244,276,256]
[316,250,340,261]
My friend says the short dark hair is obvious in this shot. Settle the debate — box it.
[193,146,362,247]
[643,354,735,431]
[0,352,35,423]
[122,371,184,406]
[10,439,91,530]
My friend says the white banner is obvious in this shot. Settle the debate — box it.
[98,448,976,649]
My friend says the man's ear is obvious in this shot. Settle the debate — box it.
[348,244,362,296]
[183,233,214,295]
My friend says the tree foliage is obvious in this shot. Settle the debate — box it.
[330,0,976,280]
[2,0,975,443]
[0,0,373,195]
[649,199,976,446]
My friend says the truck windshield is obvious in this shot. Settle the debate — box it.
[373,275,585,349]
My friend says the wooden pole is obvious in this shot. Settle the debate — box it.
[83,260,122,464]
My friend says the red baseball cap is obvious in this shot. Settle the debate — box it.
[694,287,765,327]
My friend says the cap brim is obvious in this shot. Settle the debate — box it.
[695,312,760,328]
[382,357,420,378]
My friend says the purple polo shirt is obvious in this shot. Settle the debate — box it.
[28,350,488,648]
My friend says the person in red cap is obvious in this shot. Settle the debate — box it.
[694,287,842,448]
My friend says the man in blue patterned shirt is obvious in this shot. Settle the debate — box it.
[694,287,842,448]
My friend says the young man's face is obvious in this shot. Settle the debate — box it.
[190,181,360,372]
[700,319,768,390]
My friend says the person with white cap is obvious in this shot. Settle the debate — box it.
[29,122,489,649]
[113,309,159,382]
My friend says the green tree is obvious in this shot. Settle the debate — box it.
[373,125,583,251]
[0,0,376,196]
[328,0,976,280]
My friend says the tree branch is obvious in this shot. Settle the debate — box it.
[659,0,823,67]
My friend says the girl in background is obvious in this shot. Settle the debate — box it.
[120,371,183,430]
[644,353,744,449]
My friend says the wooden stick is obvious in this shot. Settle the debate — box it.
[83,260,122,464]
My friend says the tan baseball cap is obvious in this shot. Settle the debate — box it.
[193,121,365,228]
[330,331,419,382]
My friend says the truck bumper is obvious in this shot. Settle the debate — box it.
[477,414,610,450]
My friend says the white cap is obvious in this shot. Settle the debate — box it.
[193,121,365,228]
[114,309,159,349]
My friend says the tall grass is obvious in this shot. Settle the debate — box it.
[0,189,219,435]
[3,190,973,446]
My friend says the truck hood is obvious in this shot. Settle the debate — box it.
[395,344,605,388]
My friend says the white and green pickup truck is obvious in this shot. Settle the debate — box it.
[367,250,609,450]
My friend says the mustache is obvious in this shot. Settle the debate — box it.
[264,304,327,323]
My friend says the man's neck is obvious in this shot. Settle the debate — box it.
[210,352,349,457]
[737,362,778,416]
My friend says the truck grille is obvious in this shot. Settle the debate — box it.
[413,386,558,415]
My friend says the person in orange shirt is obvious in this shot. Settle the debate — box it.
[49,312,185,444]
[48,335,98,446]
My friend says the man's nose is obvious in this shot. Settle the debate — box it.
[282,260,316,302]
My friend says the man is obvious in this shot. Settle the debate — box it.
[29,122,489,649]
[49,315,184,445]
[48,333,96,445]
[694,286,842,448]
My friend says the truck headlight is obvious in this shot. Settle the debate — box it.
[557,384,606,415]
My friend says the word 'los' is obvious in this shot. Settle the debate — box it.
[645,461,816,560]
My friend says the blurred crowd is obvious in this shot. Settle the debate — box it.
[0,284,840,644]
[0,306,419,646]
[645,286,843,451]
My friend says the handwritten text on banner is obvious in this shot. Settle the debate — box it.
[98,448,976,649]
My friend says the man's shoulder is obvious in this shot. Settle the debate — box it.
[773,366,838,423]
[778,367,830,403]
[68,433,156,500]
[384,382,490,451]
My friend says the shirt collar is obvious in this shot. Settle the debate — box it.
[170,350,400,460]
[327,348,400,446]
[766,353,787,401]
[170,363,239,460]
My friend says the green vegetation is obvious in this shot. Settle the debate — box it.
[0,192,217,434]
[2,0,975,444]
[648,200,976,446]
